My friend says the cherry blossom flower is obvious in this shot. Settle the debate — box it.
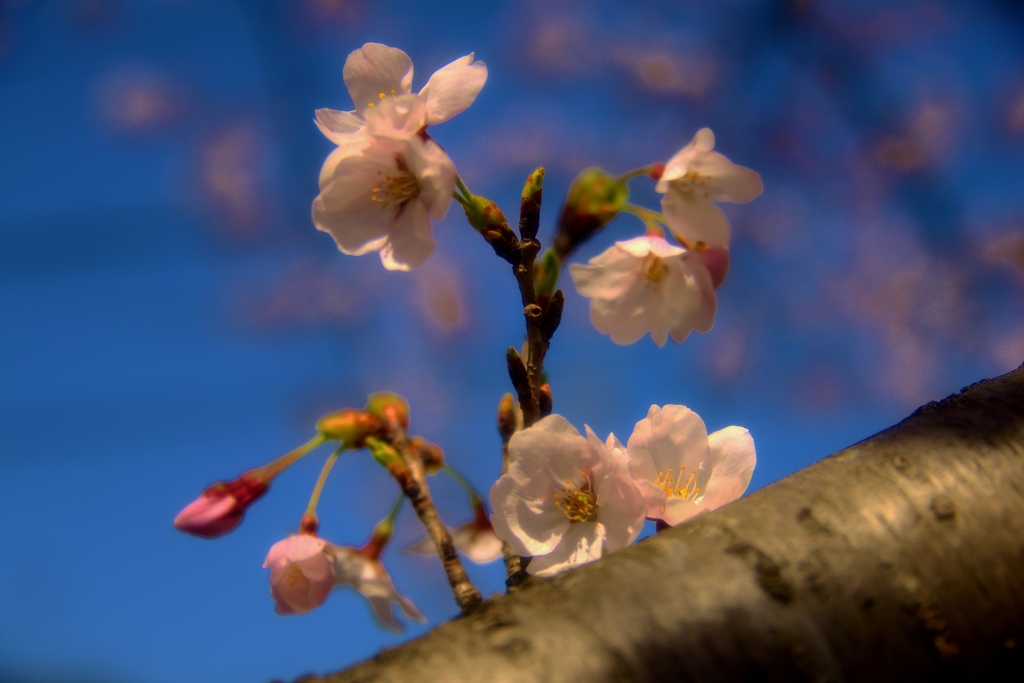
[656,128,763,248]
[626,404,756,526]
[264,533,336,615]
[409,497,503,564]
[489,414,645,577]
[174,473,268,538]
[331,545,425,631]
[568,235,717,347]
[312,96,456,271]
[315,42,487,144]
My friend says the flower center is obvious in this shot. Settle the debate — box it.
[643,253,666,288]
[671,172,711,198]
[366,88,398,109]
[553,475,597,522]
[655,467,702,501]
[371,167,420,209]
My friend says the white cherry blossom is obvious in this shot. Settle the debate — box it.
[568,235,717,347]
[315,42,487,144]
[331,545,425,632]
[312,96,456,271]
[489,414,645,577]
[626,404,756,526]
[656,128,763,248]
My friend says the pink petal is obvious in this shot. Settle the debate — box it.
[419,53,488,125]
[526,521,606,577]
[343,43,414,117]
[661,189,732,248]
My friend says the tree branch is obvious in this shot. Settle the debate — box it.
[304,363,1024,682]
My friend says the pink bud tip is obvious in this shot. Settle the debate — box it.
[173,474,269,538]
[693,246,731,290]
[648,163,666,181]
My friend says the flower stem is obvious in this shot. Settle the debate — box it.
[306,445,345,515]
[622,203,666,227]
[252,434,327,481]
[451,190,470,209]
[443,464,483,505]
[614,165,657,184]
[455,175,474,203]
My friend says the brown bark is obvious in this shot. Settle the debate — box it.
[388,439,482,614]
[303,364,1024,682]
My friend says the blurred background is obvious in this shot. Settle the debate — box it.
[1,0,1023,681]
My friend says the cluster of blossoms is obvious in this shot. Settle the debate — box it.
[176,42,764,631]
[175,396,501,629]
[490,406,755,577]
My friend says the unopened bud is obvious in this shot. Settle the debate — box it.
[690,245,731,290]
[365,392,410,430]
[316,409,382,447]
[365,436,403,469]
[538,384,553,418]
[497,394,517,443]
[533,248,561,301]
[409,435,445,474]
[553,168,629,259]
[174,472,269,538]
[519,168,545,242]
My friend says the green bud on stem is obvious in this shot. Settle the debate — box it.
[553,168,629,259]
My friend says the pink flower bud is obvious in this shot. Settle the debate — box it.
[264,534,336,615]
[691,245,731,290]
[173,473,269,538]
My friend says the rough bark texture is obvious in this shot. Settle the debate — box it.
[305,365,1024,683]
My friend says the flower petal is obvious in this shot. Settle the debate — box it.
[615,235,686,259]
[526,521,606,577]
[312,195,390,257]
[699,426,756,510]
[489,475,570,556]
[418,53,488,125]
[656,128,715,192]
[379,201,435,271]
[369,596,403,632]
[508,414,588,497]
[404,137,456,220]
[594,473,645,553]
[363,94,426,141]
[314,108,364,144]
[688,151,763,203]
[661,188,732,247]
[343,43,414,117]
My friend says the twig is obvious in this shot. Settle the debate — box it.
[376,435,483,614]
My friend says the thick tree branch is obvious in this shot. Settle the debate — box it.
[305,364,1024,682]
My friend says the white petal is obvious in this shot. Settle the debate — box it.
[314,108,365,144]
[662,496,705,526]
[368,596,403,632]
[418,53,488,125]
[588,278,655,346]
[380,201,435,271]
[627,404,709,492]
[312,195,390,256]
[661,257,716,344]
[344,43,414,116]
[317,135,373,190]
[615,235,687,259]
[661,189,732,247]
[453,526,504,564]
[508,415,587,497]
[405,137,456,220]
[594,472,645,552]
[489,475,570,556]
[527,521,606,577]
[569,258,639,302]
[656,128,715,192]
[699,426,756,510]
[688,151,763,203]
